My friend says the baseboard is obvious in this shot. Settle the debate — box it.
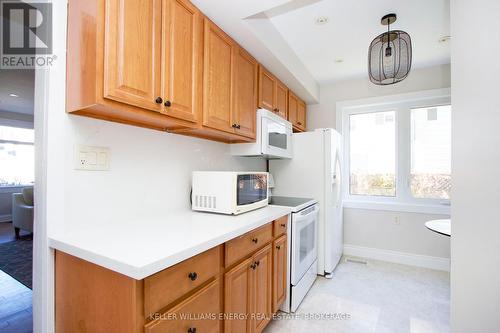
[0,214,12,223]
[343,244,450,272]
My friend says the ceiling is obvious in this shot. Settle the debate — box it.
[192,0,450,101]
[0,69,35,115]
[270,0,450,83]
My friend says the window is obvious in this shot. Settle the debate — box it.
[349,111,396,196]
[340,89,451,214]
[410,105,451,199]
[0,126,35,186]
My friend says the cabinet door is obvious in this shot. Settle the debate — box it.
[161,0,202,123]
[275,81,288,119]
[233,47,258,139]
[104,0,162,111]
[225,258,253,333]
[258,66,276,112]
[288,91,298,126]
[203,19,235,133]
[273,235,287,313]
[297,99,306,131]
[251,244,272,333]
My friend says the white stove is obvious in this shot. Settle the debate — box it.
[269,196,319,313]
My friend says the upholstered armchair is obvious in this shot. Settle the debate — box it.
[12,187,34,238]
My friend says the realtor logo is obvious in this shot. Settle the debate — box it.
[1,0,54,68]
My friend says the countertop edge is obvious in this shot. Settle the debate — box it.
[49,207,291,280]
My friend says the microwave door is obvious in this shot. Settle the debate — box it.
[262,118,292,158]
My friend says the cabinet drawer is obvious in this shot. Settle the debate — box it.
[144,245,222,316]
[225,223,273,267]
[145,278,222,333]
[273,215,288,237]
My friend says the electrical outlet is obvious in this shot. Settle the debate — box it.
[74,145,110,171]
[394,216,401,225]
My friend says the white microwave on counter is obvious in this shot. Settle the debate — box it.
[191,171,268,215]
[230,109,293,159]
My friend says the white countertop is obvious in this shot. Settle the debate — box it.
[49,206,291,280]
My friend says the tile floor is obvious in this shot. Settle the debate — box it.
[265,258,450,333]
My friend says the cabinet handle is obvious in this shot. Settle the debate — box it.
[232,124,241,129]
[280,223,286,228]
[255,260,260,266]
[276,245,281,250]
[164,100,172,107]
[188,328,197,333]
[273,108,278,112]
[251,238,258,244]
[155,97,163,104]
[188,272,198,281]
[297,122,302,125]
[237,124,241,129]
[250,263,256,270]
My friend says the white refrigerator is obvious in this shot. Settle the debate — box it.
[270,128,343,277]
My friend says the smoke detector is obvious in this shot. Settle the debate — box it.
[315,16,329,25]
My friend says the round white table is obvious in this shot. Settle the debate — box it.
[425,219,451,237]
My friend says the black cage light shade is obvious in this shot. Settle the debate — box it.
[368,14,412,85]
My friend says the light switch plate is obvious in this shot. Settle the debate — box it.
[74,145,110,171]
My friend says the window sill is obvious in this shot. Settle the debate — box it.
[343,200,450,215]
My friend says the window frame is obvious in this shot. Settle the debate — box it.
[337,88,451,215]
[0,125,35,187]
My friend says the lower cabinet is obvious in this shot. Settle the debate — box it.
[55,216,288,333]
[273,235,287,313]
[224,244,272,333]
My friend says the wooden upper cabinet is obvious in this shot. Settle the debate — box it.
[161,0,202,123]
[258,66,276,112]
[251,244,272,333]
[288,91,298,126]
[103,0,162,112]
[233,47,258,139]
[276,80,288,119]
[273,235,287,313]
[202,19,235,134]
[297,99,306,131]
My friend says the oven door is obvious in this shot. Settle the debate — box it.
[261,116,292,159]
[291,204,319,285]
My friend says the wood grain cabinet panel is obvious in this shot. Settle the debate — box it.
[233,47,258,139]
[297,99,306,131]
[202,19,235,134]
[224,258,253,333]
[258,66,276,112]
[103,0,162,112]
[225,223,273,268]
[251,244,273,333]
[144,245,222,317]
[273,215,288,238]
[160,0,202,123]
[276,80,288,119]
[273,235,287,313]
[145,278,222,333]
[288,90,299,127]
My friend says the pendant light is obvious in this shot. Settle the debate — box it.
[368,13,412,85]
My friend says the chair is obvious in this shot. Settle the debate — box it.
[12,187,34,239]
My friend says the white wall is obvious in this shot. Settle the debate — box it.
[307,64,451,130]
[450,0,500,331]
[308,65,451,264]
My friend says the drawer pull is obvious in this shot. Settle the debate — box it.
[255,260,260,267]
[250,263,257,270]
[280,223,286,227]
[276,245,281,250]
[188,272,198,281]
[155,97,163,104]
[251,238,258,244]
[188,328,197,333]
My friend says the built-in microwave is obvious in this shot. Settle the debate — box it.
[230,109,293,159]
[191,171,268,215]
